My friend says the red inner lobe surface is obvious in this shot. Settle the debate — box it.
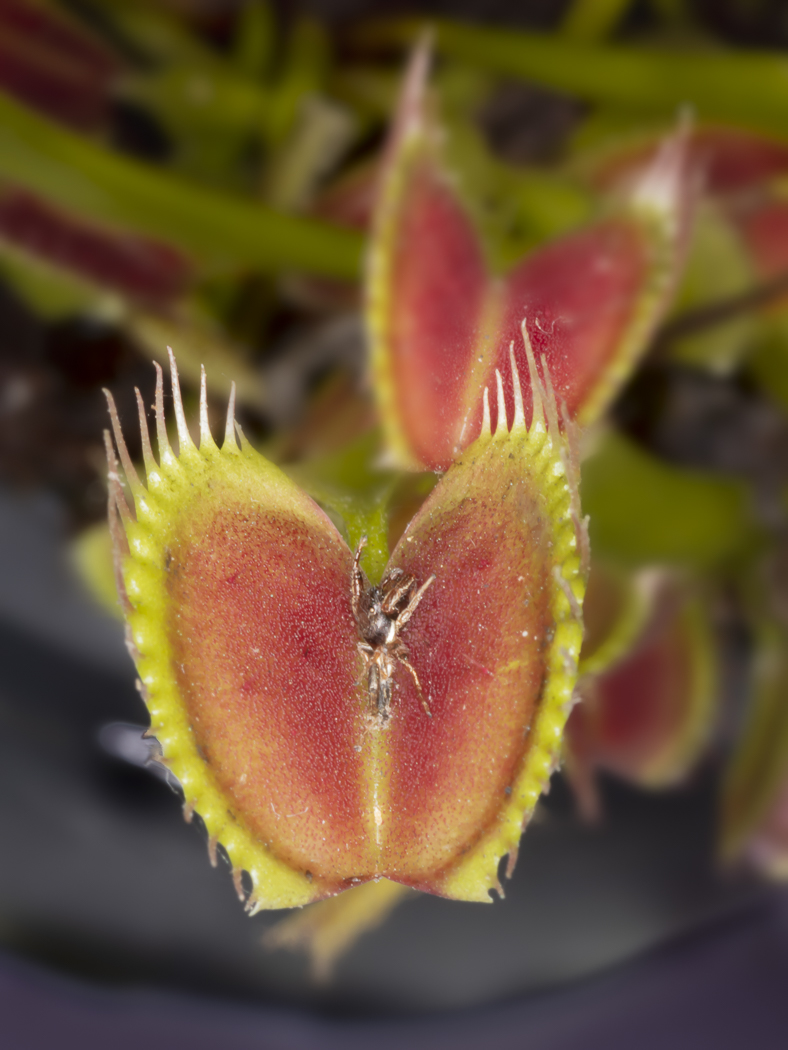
[578,615,691,779]
[692,129,788,196]
[389,160,487,469]
[167,504,373,883]
[380,467,553,887]
[731,198,788,301]
[0,190,191,303]
[458,219,647,446]
[502,219,647,428]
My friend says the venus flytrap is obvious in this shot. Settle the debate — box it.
[367,41,694,472]
[104,328,587,912]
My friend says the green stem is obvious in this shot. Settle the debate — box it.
[560,0,634,41]
[0,91,363,280]
[362,18,788,134]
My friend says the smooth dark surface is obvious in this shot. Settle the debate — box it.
[2,889,788,1049]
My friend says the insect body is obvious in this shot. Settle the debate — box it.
[351,538,436,723]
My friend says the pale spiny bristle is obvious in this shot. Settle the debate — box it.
[232,868,246,903]
[167,346,191,452]
[540,354,561,442]
[103,388,142,496]
[103,428,132,613]
[199,364,215,449]
[537,354,590,577]
[135,387,158,479]
[224,381,238,450]
[509,343,525,431]
[519,319,589,580]
[631,113,691,228]
[559,402,591,578]
[505,845,519,880]
[399,32,432,143]
[553,565,583,625]
[494,368,507,440]
[520,320,545,430]
[153,361,171,462]
[207,835,218,868]
[481,386,491,435]
[103,428,133,526]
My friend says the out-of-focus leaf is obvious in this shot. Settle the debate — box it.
[0,237,99,317]
[579,562,656,677]
[265,879,413,981]
[580,125,788,198]
[367,45,693,470]
[118,63,270,188]
[0,184,192,304]
[566,587,717,806]
[749,329,788,415]
[264,17,329,149]
[86,0,223,68]
[70,520,121,619]
[264,95,357,212]
[360,19,788,136]
[560,0,634,40]
[721,608,788,868]
[668,200,755,373]
[233,0,275,82]
[0,0,120,131]
[581,431,756,567]
[579,125,788,372]
[0,91,363,279]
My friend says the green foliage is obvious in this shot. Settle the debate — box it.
[582,432,757,567]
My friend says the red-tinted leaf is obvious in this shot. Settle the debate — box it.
[0,188,193,305]
[380,412,573,894]
[367,43,488,469]
[0,0,118,77]
[0,0,120,131]
[565,587,716,807]
[106,345,587,906]
[368,45,693,470]
[380,155,488,469]
[467,216,649,440]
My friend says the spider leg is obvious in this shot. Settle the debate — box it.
[397,574,436,629]
[351,535,368,621]
[367,659,392,722]
[379,571,416,617]
[354,643,373,690]
[398,656,432,717]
